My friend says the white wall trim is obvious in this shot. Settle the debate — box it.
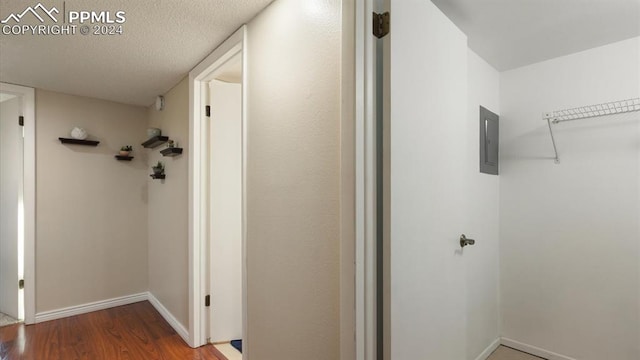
[33,291,190,346]
[240,25,249,360]
[34,292,148,323]
[148,292,189,344]
[474,338,501,360]
[354,1,378,360]
[188,25,247,351]
[0,82,35,325]
[501,338,577,360]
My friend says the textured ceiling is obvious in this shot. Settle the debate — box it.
[432,0,640,71]
[0,0,272,106]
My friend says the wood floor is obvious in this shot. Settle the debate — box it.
[0,301,228,360]
[487,346,546,360]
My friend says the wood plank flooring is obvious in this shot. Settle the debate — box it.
[487,346,547,360]
[0,301,227,360]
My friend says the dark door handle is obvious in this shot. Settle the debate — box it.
[460,234,476,248]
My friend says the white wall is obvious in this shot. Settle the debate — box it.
[0,96,21,319]
[35,90,149,312]
[209,79,242,342]
[465,50,501,360]
[147,77,190,329]
[245,0,341,358]
[339,1,356,358]
[500,37,640,360]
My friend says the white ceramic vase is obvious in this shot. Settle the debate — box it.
[70,127,88,140]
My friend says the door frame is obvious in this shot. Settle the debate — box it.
[0,82,36,325]
[351,1,378,359]
[188,26,248,353]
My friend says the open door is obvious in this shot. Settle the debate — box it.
[208,77,243,344]
[0,94,23,321]
[385,0,469,358]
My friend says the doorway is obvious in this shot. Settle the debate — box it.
[188,26,247,357]
[207,54,244,359]
[0,83,35,326]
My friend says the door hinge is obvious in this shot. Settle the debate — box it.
[205,295,210,307]
[19,116,24,126]
[18,279,24,289]
[373,11,390,39]
[205,106,211,117]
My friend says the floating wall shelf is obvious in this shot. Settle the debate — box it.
[141,136,169,148]
[115,155,134,161]
[160,147,183,157]
[150,174,166,180]
[59,137,100,146]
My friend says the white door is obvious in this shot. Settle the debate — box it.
[387,0,469,358]
[0,95,23,320]
[208,79,243,343]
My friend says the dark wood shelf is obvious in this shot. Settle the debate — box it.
[59,137,100,146]
[141,136,169,148]
[150,173,166,179]
[115,155,134,161]
[160,147,183,157]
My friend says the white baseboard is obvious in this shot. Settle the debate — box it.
[35,292,148,323]
[147,292,189,344]
[474,338,501,360]
[501,337,577,360]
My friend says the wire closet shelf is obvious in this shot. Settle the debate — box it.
[542,97,640,164]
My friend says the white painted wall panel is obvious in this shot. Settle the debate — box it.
[500,37,640,360]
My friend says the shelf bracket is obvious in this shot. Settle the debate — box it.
[543,112,560,164]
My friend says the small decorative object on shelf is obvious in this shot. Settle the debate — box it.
[147,128,161,138]
[120,145,133,156]
[166,140,175,148]
[142,135,169,148]
[59,137,100,146]
[150,161,165,179]
[160,147,183,157]
[115,145,133,160]
[70,127,88,140]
